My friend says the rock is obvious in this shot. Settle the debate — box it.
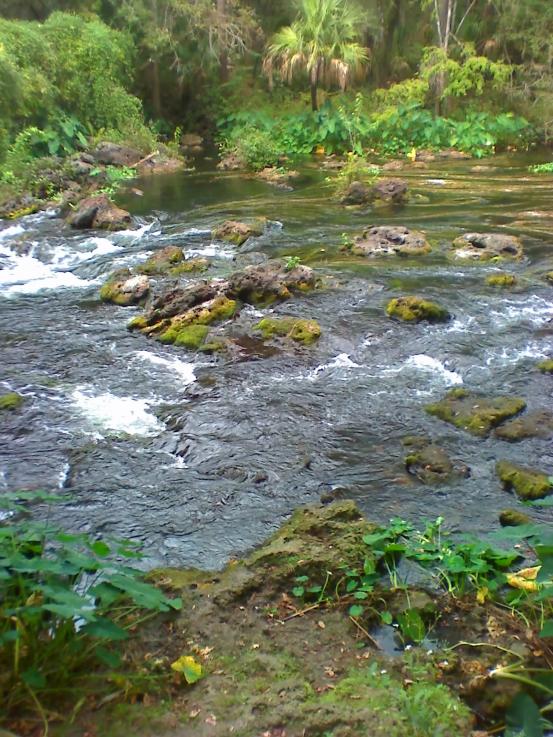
[66,194,132,231]
[450,233,523,261]
[256,167,298,188]
[496,460,552,501]
[340,180,373,205]
[256,317,321,345]
[494,411,553,441]
[372,177,408,204]
[0,392,24,411]
[136,155,184,176]
[92,142,141,166]
[217,152,246,170]
[320,156,344,171]
[471,165,496,173]
[227,260,316,305]
[181,133,203,150]
[546,271,553,284]
[136,247,209,276]
[386,295,450,323]
[350,225,431,258]
[426,389,526,437]
[382,160,405,171]
[538,359,553,374]
[212,219,266,246]
[402,436,469,484]
[486,273,517,287]
[499,509,531,527]
[416,149,470,162]
[99,269,149,306]
[157,296,237,346]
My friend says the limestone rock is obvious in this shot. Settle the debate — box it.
[450,233,523,261]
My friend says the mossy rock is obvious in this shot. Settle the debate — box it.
[403,436,469,484]
[212,219,266,246]
[450,233,523,261]
[538,359,553,374]
[494,410,553,441]
[158,296,237,345]
[386,295,450,323]
[496,460,552,501]
[425,389,526,437]
[545,271,553,284]
[499,509,531,527]
[172,324,210,349]
[486,273,517,287]
[99,269,149,307]
[0,392,24,411]
[256,317,321,345]
[136,246,209,276]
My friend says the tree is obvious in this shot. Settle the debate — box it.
[262,0,369,111]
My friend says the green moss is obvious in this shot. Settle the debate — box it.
[158,297,237,345]
[99,269,148,307]
[538,359,553,374]
[196,296,237,324]
[486,273,516,287]
[166,258,209,276]
[127,315,149,331]
[425,390,526,437]
[136,247,209,276]
[386,295,450,323]
[0,392,24,411]
[256,317,321,344]
[160,324,209,348]
[545,271,553,284]
[212,219,266,246]
[499,508,531,527]
[496,460,552,501]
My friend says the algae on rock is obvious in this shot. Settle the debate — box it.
[499,509,531,527]
[538,359,553,374]
[99,269,150,306]
[496,460,552,501]
[136,246,209,276]
[425,389,526,437]
[486,273,517,287]
[386,295,450,323]
[0,392,24,411]
[256,317,321,345]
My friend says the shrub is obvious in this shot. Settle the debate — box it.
[225,124,283,170]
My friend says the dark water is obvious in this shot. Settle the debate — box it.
[1,153,552,569]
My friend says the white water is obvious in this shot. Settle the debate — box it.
[133,350,196,385]
[71,389,164,437]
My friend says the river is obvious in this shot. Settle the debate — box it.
[0,152,552,569]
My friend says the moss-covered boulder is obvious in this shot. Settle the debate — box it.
[157,296,237,346]
[499,509,531,527]
[450,233,523,261]
[256,317,321,345]
[136,246,209,276]
[0,392,24,411]
[349,225,431,258]
[99,269,150,306]
[538,359,553,374]
[386,295,450,323]
[212,219,266,246]
[496,460,552,501]
[227,260,316,305]
[486,273,517,287]
[402,436,469,484]
[426,389,526,437]
[494,410,553,441]
[546,271,553,284]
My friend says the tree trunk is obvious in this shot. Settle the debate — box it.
[217,0,229,83]
[310,83,318,112]
[151,59,162,119]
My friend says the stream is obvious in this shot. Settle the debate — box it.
[1,153,552,570]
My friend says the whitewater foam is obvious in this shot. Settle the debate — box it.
[71,389,164,437]
[133,351,196,385]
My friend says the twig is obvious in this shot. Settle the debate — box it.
[349,616,380,650]
[282,602,323,621]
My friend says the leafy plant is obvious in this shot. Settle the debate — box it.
[284,255,302,271]
[331,153,379,197]
[0,491,181,725]
[529,162,553,173]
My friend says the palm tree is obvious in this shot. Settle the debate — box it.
[263,0,370,111]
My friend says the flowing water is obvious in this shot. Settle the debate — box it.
[1,153,552,569]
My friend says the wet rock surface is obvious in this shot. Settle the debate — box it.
[386,295,450,323]
[350,225,431,258]
[496,460,552,500]
[426,389,526,437]
[494,410,553,441]
[402,436,470,484]
[450,233,523,261]
[212,219,266,245]
[66,193,132,231]
[99,269,150,306]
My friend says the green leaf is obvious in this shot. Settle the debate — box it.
[353,591,369,600]
[171,655,203,684]
[22,668,46,689]
[506,693,543,737]
[81,618,129,641]
[539,619,553,638]
[397,610,426,644]
[94,645,122,668]
[381,611,393,625]
[292,586,305,598]
[90,540,111,557]
[349,604,364,618]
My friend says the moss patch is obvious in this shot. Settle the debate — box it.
[256,316,321,345]
[99,269,149,307]
[136,247,209,276]
[499,508,531,527]
[486,273,516,287]
[494,410,553,441]
[402,436,469,484]
[212,219,265,246]
[425,389,526,437]
[0,392,24,411]
[496,460,552,501]
[158,296,237,345]
[538,359,553,374]
[386,295,450,323]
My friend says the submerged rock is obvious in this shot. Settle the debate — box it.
[486,273,517,287]
[386,295,450,323]
[99,269,149,306]
[350,225,431,258]
[425,389,526,437]
[212,219,266,246]
[340,180,373,205]
[0,392,24,411]
[450,233,523,261]
[499,509,531,527]
[496,460,552,501]
[372,177,408,204]
[256,317,321,345]
[66,194,132,231]
[136,247,209,276]
[402,436,470,484]
[494,410,553,441]
[538,359,553,374]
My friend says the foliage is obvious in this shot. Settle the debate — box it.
[225,124,282,170]
[0,491,181,723]
[331,153,379,196]
[263,0,370,110]
[529,162,553,173]
[93,165,137,196]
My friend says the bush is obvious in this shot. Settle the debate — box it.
[0,491,181,724]
[224,124,283,170]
